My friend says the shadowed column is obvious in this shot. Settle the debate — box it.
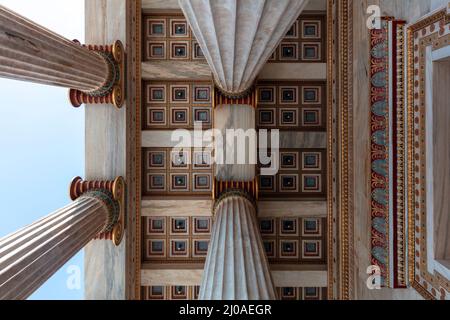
[0,178,124,300]
[199,191,277,300]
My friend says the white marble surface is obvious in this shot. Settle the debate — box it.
[142,0,180,10]
[259,63,327,80]
[141,131,326,149]
[144,0,324,11]
[141,199,326,217]
[142,130,208,148]
[141,199,212,216]
[214,104,256,181]
[279,132,327,149]
[141,269,204,286]
[271,270,327,288]
[141,61,211,80]
[141,269,327,287]
[84,0,126,300]
[257,201,327,217]
[304,0,326,11]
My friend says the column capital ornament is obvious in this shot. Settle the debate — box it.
[69,40,125,109]
[213,82,258,109]
[213,77,256,99]
[69,176,125,246]
[81,189,120,233]
[212,189,257,217]
[212,178,258,201]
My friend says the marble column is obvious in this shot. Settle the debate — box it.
[0,189,119,300]
[179,0,308,95]
[0,5,111,93]
[199,192,277,300]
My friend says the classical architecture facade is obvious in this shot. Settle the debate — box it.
[0,0,449,300]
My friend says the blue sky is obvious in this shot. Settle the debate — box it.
[0,0,85,299]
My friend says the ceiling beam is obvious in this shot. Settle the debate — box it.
[141,131,327,149]
[142,61,211,80]
[142,0,179,10]
[259,63,326,80]
[140,268,327,287]
[141,61,327,82]
[141,199,326,217]
[258,201,326,217]
[142,199,212,217]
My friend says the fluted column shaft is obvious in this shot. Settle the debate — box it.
[0,5,110,92]
[180,0,308,95]
[199,193,276,300]
[0,190,118,300]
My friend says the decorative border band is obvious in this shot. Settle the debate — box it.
[369,18,407,288]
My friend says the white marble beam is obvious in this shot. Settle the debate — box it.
[258,201,327,218]
[141,269,328,287]
[141,269,204,286]
[141,199,212,217]
[141,130,204,148]
[304,0,327,10]
[141,200,326,217]
[142,0,180,10]
[142,61,327,81]
[141,131,327,149]
[279,132,327,149]
[142,61,211,80]
[271,270,327,288]
[259,63,327,80]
